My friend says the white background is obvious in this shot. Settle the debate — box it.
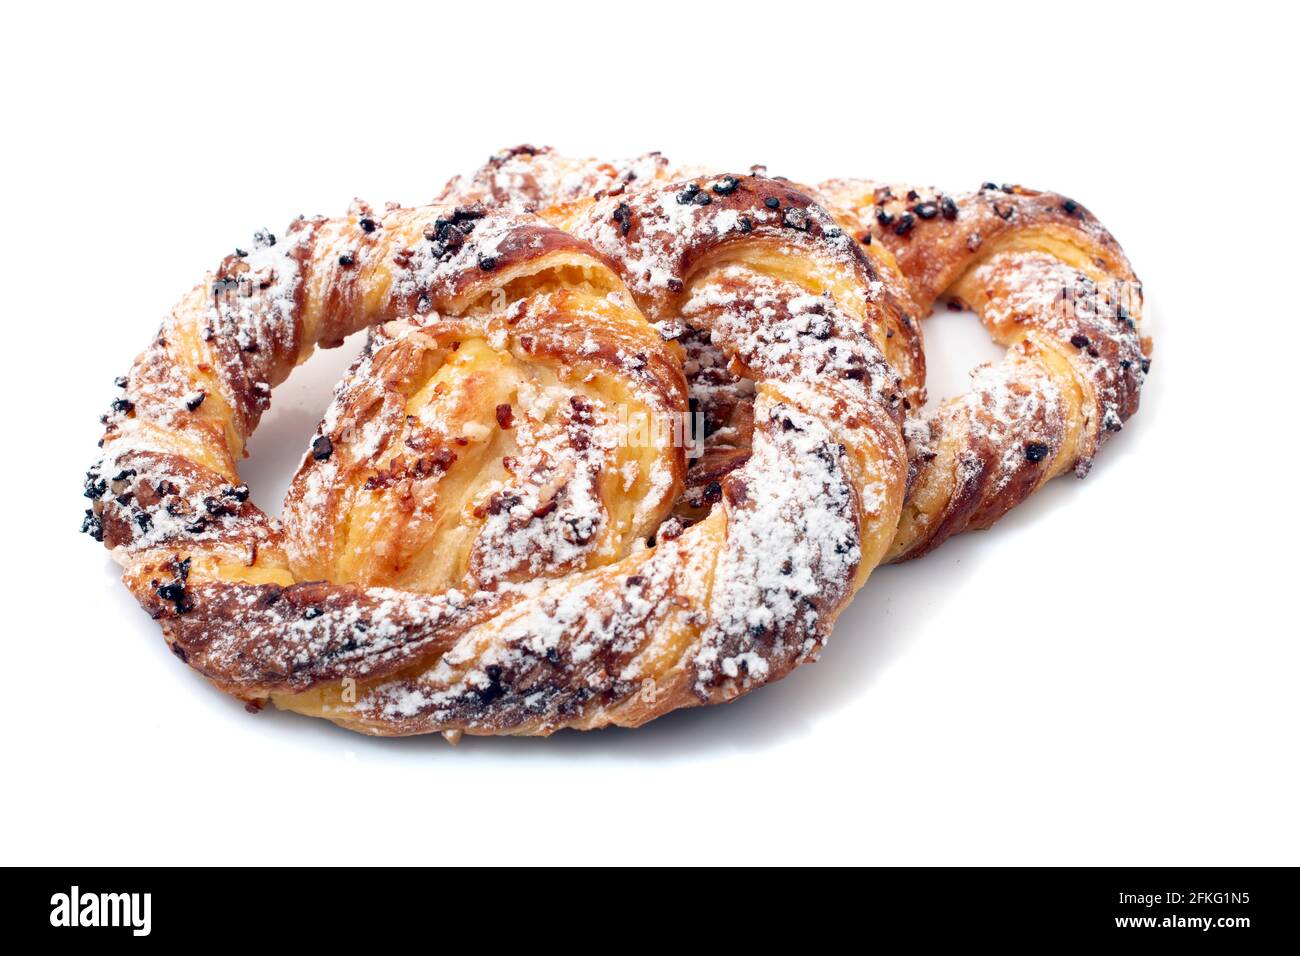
[2,1,1295,865]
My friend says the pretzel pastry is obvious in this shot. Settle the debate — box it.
[83,177,910,736]
[83,150,1149,738]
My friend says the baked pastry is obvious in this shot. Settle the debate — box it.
[82,179,909,736]
[82,149,1149,739]
[443,147,1150,559]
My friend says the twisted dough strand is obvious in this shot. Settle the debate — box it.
[818,180,1149,559]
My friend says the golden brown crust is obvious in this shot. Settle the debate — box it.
[147,577,512,695]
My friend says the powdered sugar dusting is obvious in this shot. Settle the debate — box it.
[352,531,711,729]
[681,267,901,411]
[468,396,610,587]
[971,249,1146,466]
[695,394,863,692]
